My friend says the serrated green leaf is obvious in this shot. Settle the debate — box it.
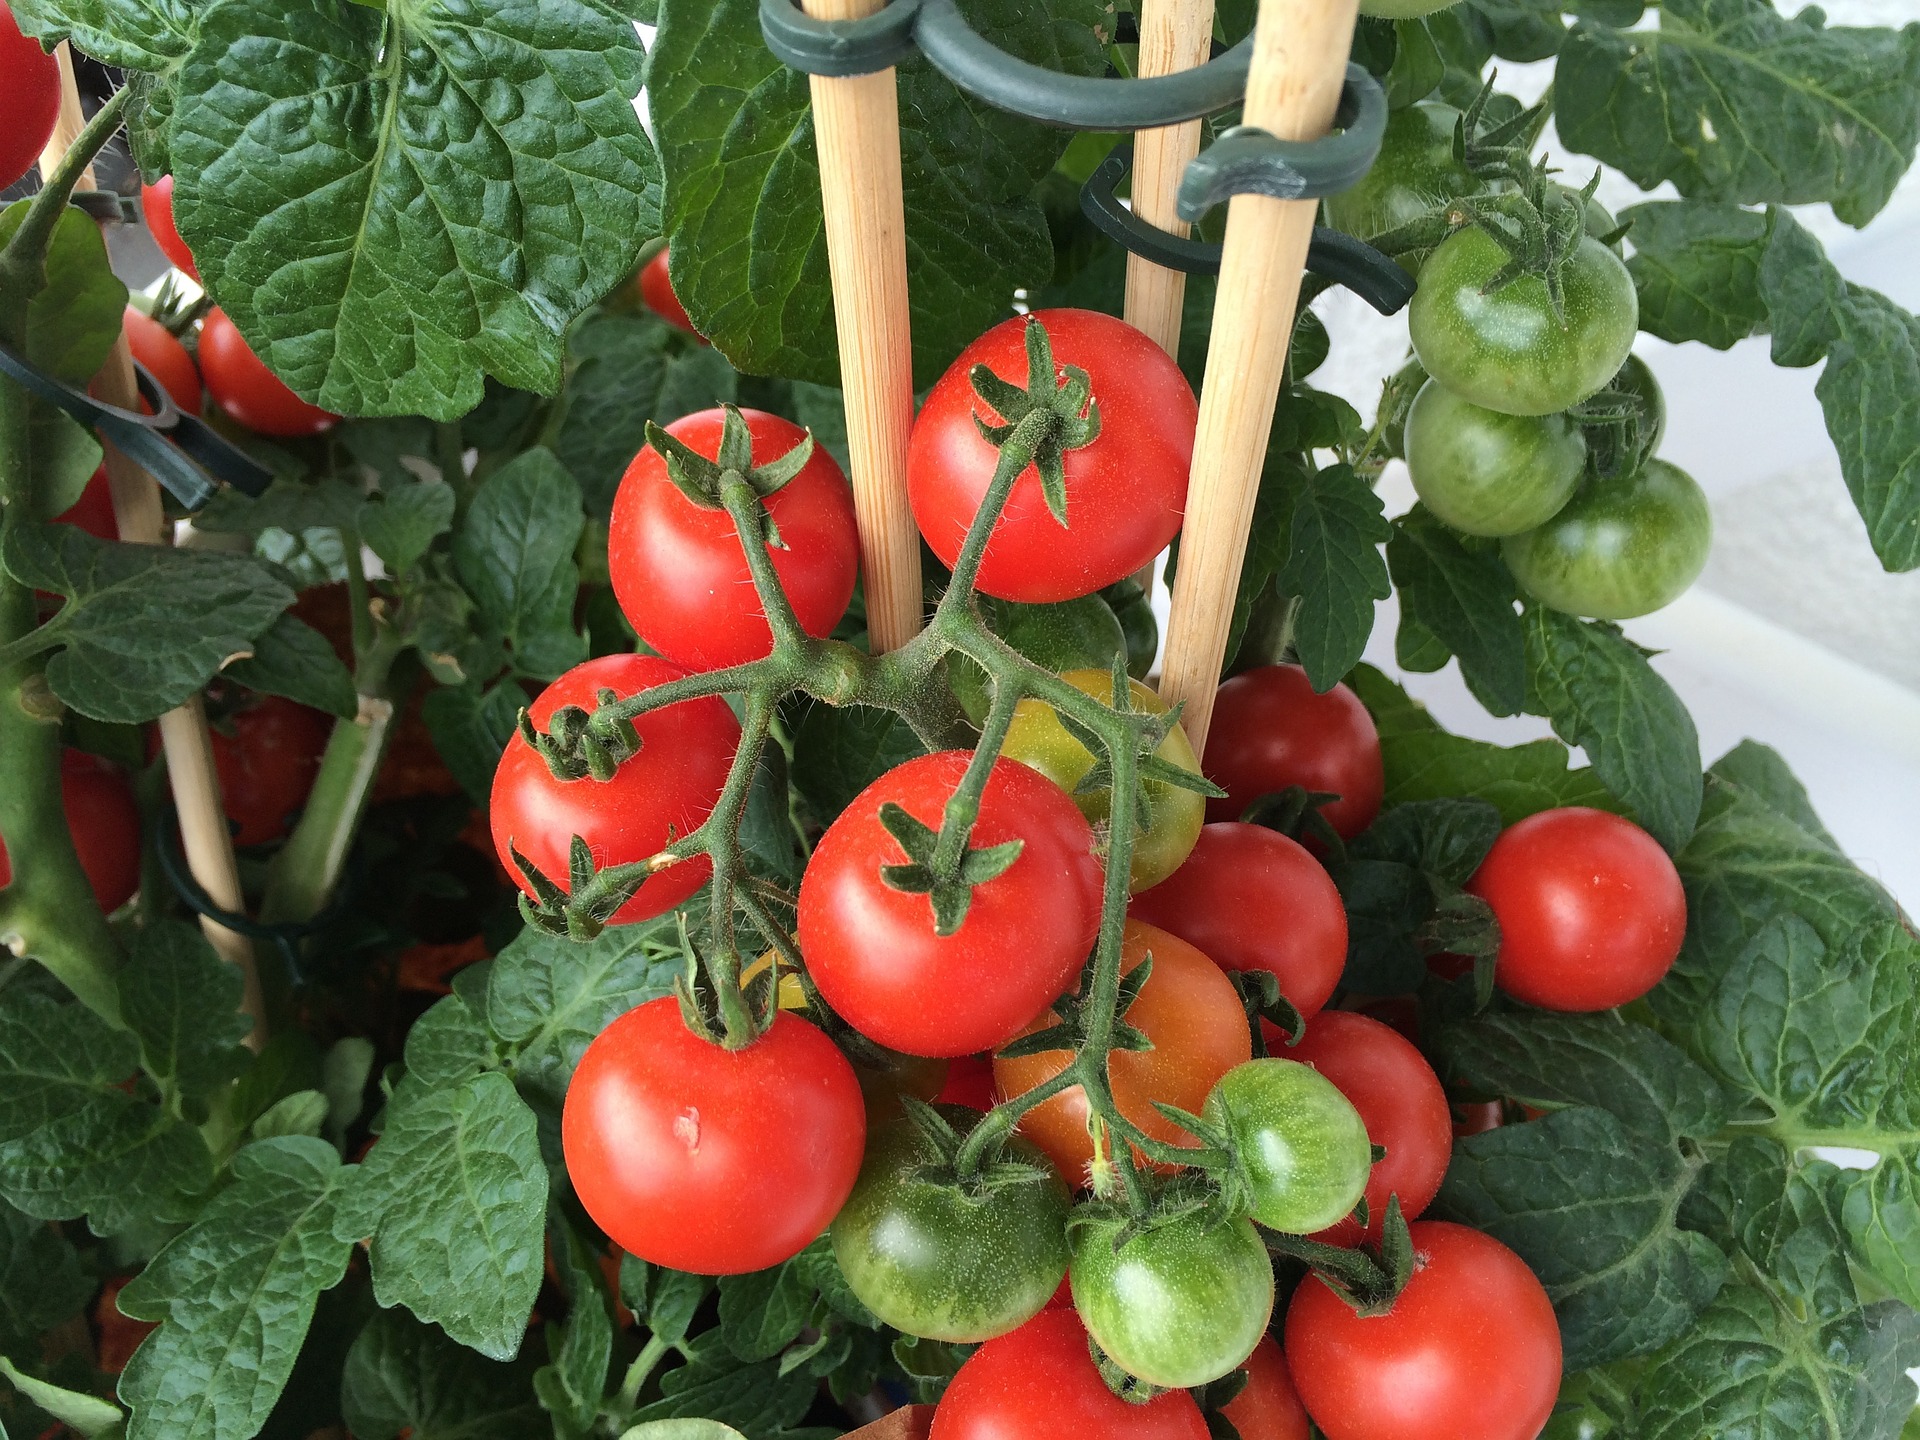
[167,0,660,419]
[1387,508,1526,715]
[789,704,928,825]
[402,994,498,1091]
[0,1356,121,1437]
[0,525,293,725]
[1380,729,1622,825]
[629,1335,815,1435]
[117,921,253,1107]
[1842,1159,1920,1314]
[419,679,527,804]
[452,448,587,681]
[1275,464,1391,691]
[339,1308,542,1440]
[223,611,357,719]
[0,201,128,384]
[1522,607,1702,850]
[650,0,1106,386]
[27,401,103,523]
[536,1224,613,1439]
[1810,285,1920,572]
[4,0,195,73]
[358,484,456,578]
[1352,797,1503,886]
[117,1137,352,1440]
[0,988,211,1233]
[332,1072,545,1360]
[1619,200,1772,349]
[1557,0,1920,226]
[1682,1139,1856,1320]
[1709,739,1838,849]
[249,1090,328,1142]
[1436,1106,1727,1367]
[717,1262,812,1364]
[0,1202,91,1355]
[191,478,364,541]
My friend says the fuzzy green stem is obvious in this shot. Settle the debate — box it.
[720,476,809,653]
[929,678,1019,877]
[700,691,777,1048]
[616,1333,676,1412]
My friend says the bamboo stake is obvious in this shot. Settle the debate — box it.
[1157,0,1358,754]
[40,52,267,1050]
[803,0,921,654]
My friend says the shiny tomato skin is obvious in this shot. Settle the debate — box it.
[1284,1220,1562,1440]
[122,307,202,415]
[490,654,739,925]
[561,999,865,1275]
[53,468,119,539]
[1321,103,1480,273]
[929,1309,1211,1440]
[1130,823,1348,1021]
[608,407,859,672]
[1203,665,1383,839]
[1283,1010,1452,1245]
[1468,806,1685,1011]
[0,750,141,913]
[209,695,331,847]
[638,249,700,336]
[1203,1057,1373,1235]
[908,309,1195,603]
[995,919,1250,1183]
[1,5,60,191]
[199,310,337,438]
[1222,1336,1311,1440]
[139,175,200,281]
[798,751,1102,1058]
[1403,379,1585,538]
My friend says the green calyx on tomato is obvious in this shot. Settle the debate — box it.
[947,593,1127,725]
[1409,224,1638,417]
[831,1104,1072,1343]
[1003,667,1214,892]
[1404,378,1586,537]
[1575,353,1667,481]
[1069,1207,1275,1389]
[1204,1058,1374,1235]
[1502,458,1711,620]
[1323,103,1482,271]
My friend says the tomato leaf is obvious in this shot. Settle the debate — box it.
[1521,607,1702,851]
[1619,201,1773,349]
[116,1136,353,1440]
[451,449,588,683]
[0,524,293,725]
[357,483,456,580]
[0,1202,90,1356]
[1386,509,1526,716]
[789,705,928,827]
[116,921,254,1110]
[0,200,128,385]
[162,0,658,420]
[26,402,103,522]
[1275,464,1392,693]
[1708,739,1838,850]
[420,679,528,804]
[0,986,211,1234]
[1841,1160,1920,1322]
[1556,0,1920,227]
[1809,285,1920,573]
[339,1308,542,1440]
[224,612,358,720]
[717,1263,813,1365]
[629,1333,817,1435]
[649,0,1107,387]
[332,1072,546,1361]
[534,1221,613,1439]
[1436,1106,1728,1367]
[401,994,499,1092]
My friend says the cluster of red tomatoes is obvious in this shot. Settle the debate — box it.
[491,304,1692,1440]
[1328,100,1711,621]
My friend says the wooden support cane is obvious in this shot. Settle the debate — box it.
[40,51,267,1050]
[803,0,922,654]
[1157,0,1359,754]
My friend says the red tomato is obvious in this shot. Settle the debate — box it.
[209,695,331,847]
[638,249,700,337]
[934,1051,997,1111]
[490,654,739,925]
[199,309,336,438]
[122,307,202,414]
[1451,1100,1506,1138]
[608,408,859,671]
[1283,1010,1451,1246]
[797,751,1101,1058]
[53,468,119,540]
[1284,1221,1561,1440]
[0,750,141,913]
[907,309,1195,603]
[561,998,865,1275]
[930,1309,1210,1440]
[1468,806,1685,1011]
[1204,665,1384,839]
[1222,1336,1310,1440]
[995,919,1251,1183]
[140,175,200,281]
[1130,823,1348,1021]
[0,3,59,191]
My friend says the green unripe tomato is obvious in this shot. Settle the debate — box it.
[947,594,1126,725]
[831,1114,1071,1343]
[1404,379,1586,537]
[1323,103,1477,274]
[1359,0,1462,19]
[1613,354,1667,453]
[1410,227,1639,416]
[1003,669,1204,891]
[1204,1058,1373,1235]
[1069,1209,1274,1388]
[1503,458,1712,620]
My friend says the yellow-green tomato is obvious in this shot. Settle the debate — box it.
[1404,379,1587,537]
[1069,1209,1274,1388]
[1204,1058,1373,1235]
[831,1113,1071,1343]
[1002,669,1203,891]
[1359,0,1461,18]
[1502,458,1712,620]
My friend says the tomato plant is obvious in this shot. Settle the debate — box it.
[1204,665,1383,838]
[1403,378,1586,537]
[121,305,202,414]
[0,2,59,190]
[1321,102,1481,270]
[1204,1057,1373,1235]
[198,308,337,437]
